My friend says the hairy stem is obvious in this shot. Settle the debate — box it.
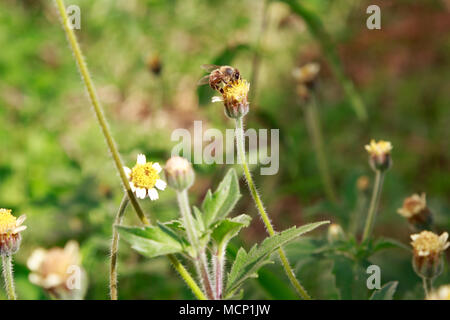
[362,170,385,242]
[176,190,215,299]
[213,248,225,300]
[2,255,16,300]
[234,117,311,300]
[110,194,129,300]
[422,277,433,298]
[55,0,205,300]
[304,95,338,203]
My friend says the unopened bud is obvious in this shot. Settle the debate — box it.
[327,224,345,243]
[164,156,195,191]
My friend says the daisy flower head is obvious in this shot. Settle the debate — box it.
[212,79,250,119]
[124,154,167,200]
[0,208,26,255]
[364,139,393,171]
[410,231,449,279]
[397,193,432,230]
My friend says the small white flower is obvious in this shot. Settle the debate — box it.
[124,154,166,201]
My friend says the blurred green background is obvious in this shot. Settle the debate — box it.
[0,0,449,299]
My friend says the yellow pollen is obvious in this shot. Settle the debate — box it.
[130,162,159,189]
[0,209,17,234]
[223,79,250,102]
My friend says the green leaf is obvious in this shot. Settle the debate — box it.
[370,281,398,300]
[372,238,411,254]
[202,169,241,227]
[117,224,188,258]
[225,221,329,295]
[211,214,251,248]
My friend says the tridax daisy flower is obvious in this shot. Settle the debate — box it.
[212,79,250,119]
[398,193,432,230]
[411,231,449,279]
[365,139,393,171]
[27,240,87,299]
[0,208,26,255]
[427,285,450,300]
[124,154,167,200]
[292,62,320,100]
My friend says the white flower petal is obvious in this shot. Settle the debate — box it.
[439,232,449,244]
[130,182,136,192]
[211,96,223,103]
[136,188,147,199]
[27,249,47,271]
[16,214,26,226]
[124,166,131,179]
[137,154,146,165]
[155,179,166,191]
[411,234,420,241]
[42,274,63,289]
[152,162,162,173]
[148,188,159,201]
[13,225,27,233]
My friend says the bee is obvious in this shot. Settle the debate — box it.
[198,64,241,93]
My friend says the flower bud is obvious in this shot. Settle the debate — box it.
[212,79,250,119]
[411,231,449,280]
[327,224,345,243]
[164,156,195,191]
[356,175,370,194]
[364,139,393,171]
[0,209,26,256]
[397,193,432,231]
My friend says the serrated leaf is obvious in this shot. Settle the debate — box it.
[225,221,329,295]
[370,281,398,300]
[202,169,241,227]
[117,224,188,258]
[211,214,251,248]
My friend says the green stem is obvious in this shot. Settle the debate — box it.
[422,277,433,298]
[361,170,385,242]
[176,190,214,299]
[213,248,225,300]
[55,0,205,300]
[234,117,311,300]
[110,194,129,300]
[2,254,16,300]
[304,95,338,203]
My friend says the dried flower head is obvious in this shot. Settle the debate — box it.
[293,63,320,100]
[0,208,26,255]
[365,139,393,171]
[124,154,167,200]
[212,79,250,119]
[164,156,195,191]
[27,241,87,299]
[411,231,449,279]
[427,285,450,300]
[398,193,432,230]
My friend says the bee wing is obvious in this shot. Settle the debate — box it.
[197,75,210,86]
[201,64,220,72]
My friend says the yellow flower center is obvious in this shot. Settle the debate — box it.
[0,209,17,234]
[130,162,159,189]
[223,79,250,103]
[411,231,442,256]
[365,139,393,156]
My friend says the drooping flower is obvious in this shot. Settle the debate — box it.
[427,285,450,300]
[398,193,432,230]
[124,154,167,200]
[0,208,26,256]
[364,139,393,171]
[410,231,449,279]
[27,240,87,300]
[164,156,195,191]
[212,79,250,119]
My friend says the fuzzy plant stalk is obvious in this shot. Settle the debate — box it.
[2,255,16,300]
[304,95,338,203]
[110,194,129,300]
[234,117,311,300]
[54,0,206,300]
[176,189,215,300]
[361,170,385,242]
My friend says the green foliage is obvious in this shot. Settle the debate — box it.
[211,214,251,249]
[225,221,329,296]
[370,281,398,300]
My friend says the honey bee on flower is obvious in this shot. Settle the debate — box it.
[123,154,167,200]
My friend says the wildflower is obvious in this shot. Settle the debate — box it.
[292,63,320,100]
[124,154,167,200]
[398,193,432,230]
[427,285,450,300]
[0,208,26,256]
[164,156,195,191]
[364,139,393,171]
[27,240,87,300]
[212,79,250,119]
[327,224,345,243]
[411,231,449,279]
